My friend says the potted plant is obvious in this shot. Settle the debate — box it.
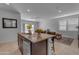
[26,24,32,35]
[35,28,44,37]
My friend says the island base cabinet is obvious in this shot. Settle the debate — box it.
[18,33,55,55]
[31,40,47,55]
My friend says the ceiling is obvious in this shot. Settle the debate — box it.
[6,3,79,20]
[0,3,19,13]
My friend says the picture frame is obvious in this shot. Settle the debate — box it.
[2,18,17,28]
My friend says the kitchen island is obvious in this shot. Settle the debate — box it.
[18,33,55,55]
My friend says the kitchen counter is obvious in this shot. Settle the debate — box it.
[18,33,55,55]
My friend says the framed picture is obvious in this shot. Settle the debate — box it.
[2,18,17,28]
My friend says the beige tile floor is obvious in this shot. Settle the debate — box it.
[54,39,79,55]
[0,39,79,55]
[0,41,21,55]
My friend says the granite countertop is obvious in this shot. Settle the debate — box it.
[18,33,55,43]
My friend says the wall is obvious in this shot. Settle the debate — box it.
[21,20,39,32]
[39,19,58,32]
[0,9,21,43]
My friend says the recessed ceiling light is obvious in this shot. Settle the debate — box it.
[58,10,62,13]
[27,9,31,12]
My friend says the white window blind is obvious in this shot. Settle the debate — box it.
[59,19,78,31]
[68,19,78,31]
[59,20,67,31]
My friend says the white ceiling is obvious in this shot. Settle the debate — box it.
[0,3,19,13]
[2,3,79,20]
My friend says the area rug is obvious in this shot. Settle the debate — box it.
[55,37,74,46]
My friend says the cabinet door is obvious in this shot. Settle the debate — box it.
[31,40,47,55]
[23,40,30,55]
[18,35,23,54]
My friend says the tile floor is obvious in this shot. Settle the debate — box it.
[0,41,21,55]
[55,39,79,55]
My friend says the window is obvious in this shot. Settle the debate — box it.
[59,19,78,31]
[25,24,34,33]
[68,19,78,31]
[59,20,67,31]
